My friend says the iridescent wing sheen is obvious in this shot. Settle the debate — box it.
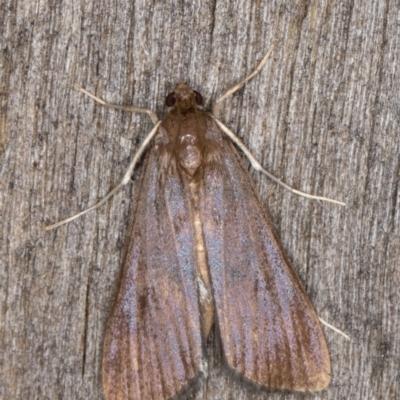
[200,121,331,392]
[102,128,206,400]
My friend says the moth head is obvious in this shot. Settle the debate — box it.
[166,83,203,111]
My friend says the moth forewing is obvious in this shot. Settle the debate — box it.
[102,123,207,400]
[200,117,331,392]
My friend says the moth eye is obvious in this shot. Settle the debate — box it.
[193,90,203,105]
[166,92,176,107]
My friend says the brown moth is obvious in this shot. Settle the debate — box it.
[47,44,344,400]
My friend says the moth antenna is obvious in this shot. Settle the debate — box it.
[74,83,160,125]
[212,40,277,115]
[319,317,351,340]
[46,121,162,230]
[213,117,346,206]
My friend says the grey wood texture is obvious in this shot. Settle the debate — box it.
[1,0,399,399]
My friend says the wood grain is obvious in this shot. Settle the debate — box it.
[1,1,399,399]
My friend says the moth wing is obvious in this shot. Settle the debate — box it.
[103,130,205,400]
[201,122,330,391]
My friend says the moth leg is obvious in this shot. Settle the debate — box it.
[212,40,277,115]
[319,317,350,340]
[46,120,162,230]
[213,117,346,206]
[74,83,159,125]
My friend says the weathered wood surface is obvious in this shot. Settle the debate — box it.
[1,1,399,399]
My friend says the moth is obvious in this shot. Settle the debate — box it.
[47,43,345,400]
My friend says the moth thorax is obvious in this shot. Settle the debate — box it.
[177,133,204,176]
